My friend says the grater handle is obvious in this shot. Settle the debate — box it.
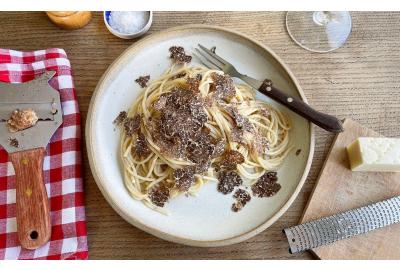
[9,148,51,250]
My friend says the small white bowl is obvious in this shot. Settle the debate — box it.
[104,11,153,39]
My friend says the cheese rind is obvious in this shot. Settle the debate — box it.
[346,137,400,172]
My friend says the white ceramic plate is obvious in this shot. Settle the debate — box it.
[86,25,314,247]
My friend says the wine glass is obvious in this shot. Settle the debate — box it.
[286,11,352,53]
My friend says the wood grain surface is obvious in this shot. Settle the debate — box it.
[301,119,400,259]
[0,11,399,259]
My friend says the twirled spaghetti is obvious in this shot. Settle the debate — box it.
[117,61,292,214]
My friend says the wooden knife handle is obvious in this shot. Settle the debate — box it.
[9,148,51,250]
[258,79,344,133]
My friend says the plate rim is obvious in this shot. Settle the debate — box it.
[86,24,315,247]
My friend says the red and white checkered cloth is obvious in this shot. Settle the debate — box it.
[0,48,88,259]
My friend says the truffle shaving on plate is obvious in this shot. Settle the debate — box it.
[114,46,293,214]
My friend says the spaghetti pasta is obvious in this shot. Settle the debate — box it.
[117,62,292,214]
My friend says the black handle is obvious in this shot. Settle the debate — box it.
[258,79,344,133]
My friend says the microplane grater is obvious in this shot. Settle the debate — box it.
[283,196,400,254]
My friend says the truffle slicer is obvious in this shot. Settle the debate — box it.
[0,71,63,249]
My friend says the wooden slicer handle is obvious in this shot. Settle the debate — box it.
[258,79,344,133]
[9,148,51,250]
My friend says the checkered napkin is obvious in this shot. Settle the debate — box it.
[0,48,88,259]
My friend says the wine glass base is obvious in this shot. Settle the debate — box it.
[286,11,352,53]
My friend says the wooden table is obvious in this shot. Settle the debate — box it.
[1,11,399,259]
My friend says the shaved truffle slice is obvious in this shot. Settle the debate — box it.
[173,167,196,192]
[253,133,270,154]
[135,75,150,88]
[114,111,127,125]
[234,189,251,203]
[169,46,192,64]
[149,120,186,159]
[252,171,281,198]
[232,189,251,212]
[8,138,19,148]
[153,94,168,111]
[164,87,195,109]
[225,107,253,132]
[124,114,141,136]
[234,112,253,132]
[220,150,245,170]
[186,143,213,165]
[230,127,244,143]
[186,132,215,164]
[212,139,226,158]
[160,109,201,142]
[189,96,208,125]
[149,88,209,160]
[7,109,38,133]
[158,89,206,141]
[194,161,211,174]
[217,170,242,195]
[132,131,151,158]
[149,87,223,172]
[186,133,224,173]
[231,202,243,212]
[149,186,170,207]
[211,73,236,102]
[186,74,202,92]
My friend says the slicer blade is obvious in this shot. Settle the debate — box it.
[0,71,63,153]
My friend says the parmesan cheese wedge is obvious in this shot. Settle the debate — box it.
[346,137,400,172]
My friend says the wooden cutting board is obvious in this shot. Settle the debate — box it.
[301,118,400,259]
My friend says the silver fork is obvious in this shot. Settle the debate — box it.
[195,44,343,133]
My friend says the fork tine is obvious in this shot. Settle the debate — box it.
[195,48,224,70]
[193,52,221,71]
[198,44,230,66]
